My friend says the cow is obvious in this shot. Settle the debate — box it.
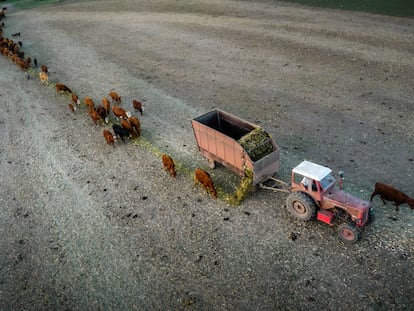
[194,168,217,198]
[112,105,129,120]
[39,71,49,85]
[103,129,115,145]
[41,64,48,73]
[55,83,72,93]
[120,119,135,138]
[96,105,108,123]
[89,108,101,124]
[112,124,130,142]
[132,99,143,115]
[370,182,414,211]
[127,116,141,137]
[102,97,111,114]
[71,93,80,105]
[84,96,95,111]
[68,103,76,112]
[162,154,176,177]
[108,90,121,102]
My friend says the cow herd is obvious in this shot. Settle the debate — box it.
[0,7,218,199]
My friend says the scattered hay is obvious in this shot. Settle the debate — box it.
[226,167,254,206]
[238,127,274,162]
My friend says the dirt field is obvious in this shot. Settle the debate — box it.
[1,0,413,310]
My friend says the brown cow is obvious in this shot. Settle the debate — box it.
[102,97,111,114]
[72,93,80,105]
[370,182,414,211]
[162,154,176,177]
[103,129,115,145]
[120,119,134,138]
[68,103,76,112]
[89,108,101,124]
[84,96,95,111]
[41,64,48,73]
[96,105,108,123]
[112,105,129,119]
[194,168,217,198]
[55,83,72,93]
[132,99,143,115]
[128,116,141,137]
[108,91,121,102]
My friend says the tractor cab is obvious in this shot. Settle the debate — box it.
[291,160,336,203]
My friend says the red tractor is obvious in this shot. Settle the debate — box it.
[286,160,374,243]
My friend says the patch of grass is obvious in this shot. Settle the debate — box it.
[5,0,62,10]
[280,0,414,17]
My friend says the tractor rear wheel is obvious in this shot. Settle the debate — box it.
[286,192,316,221]
[338,223,360,243]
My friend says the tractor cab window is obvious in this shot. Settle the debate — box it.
[320,173,335,190]
[300,177,317,192]
[301,177,310,189]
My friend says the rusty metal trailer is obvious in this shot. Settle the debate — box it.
[191,109,280,185]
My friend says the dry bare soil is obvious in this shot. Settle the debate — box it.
[1,0,413,310]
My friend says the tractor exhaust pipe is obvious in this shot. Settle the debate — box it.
[338,171,344,190]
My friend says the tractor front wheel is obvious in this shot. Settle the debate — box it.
[286,192,316,221]
[338,223,360,243]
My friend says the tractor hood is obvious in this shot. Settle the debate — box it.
[324,187,371,226]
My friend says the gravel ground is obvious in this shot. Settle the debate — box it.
[0,0,413,310]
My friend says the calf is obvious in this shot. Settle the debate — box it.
[132,99,143,115]
[108,90,121,102]
[162,154,176,177]
[370,182,414,211]
[103,129,115,145]
[112,124,130,142]
[194,168,217,198]
[55,83,72,93]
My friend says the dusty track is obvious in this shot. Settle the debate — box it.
[1,0,413,309]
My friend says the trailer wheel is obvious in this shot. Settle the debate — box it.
[286,192,316,221]
[338,223,360,243]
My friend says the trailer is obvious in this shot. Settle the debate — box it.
[191,109,373,243]
[191,109,280,185]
